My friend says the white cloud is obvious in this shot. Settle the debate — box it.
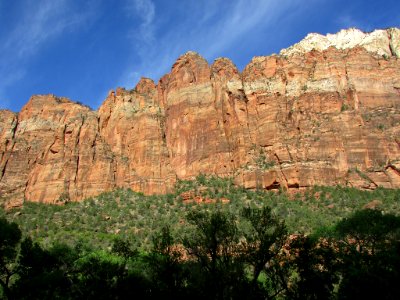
[126,0,156,44]
[119,0,301,88]
[112,0,156,90]
[197,0,292,57]
[2,0,90,58]
[0,0,96,109]
[335,15,370,31]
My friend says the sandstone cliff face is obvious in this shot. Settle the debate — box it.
[0,96,118,206]
[98,80,175,195]
[1,28,400,205]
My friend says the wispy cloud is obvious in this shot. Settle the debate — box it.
[335,15,371,31]
[0,0,95,108]
[126,0,156,44]
[100,0,156,96]
[196,0,297,58]
[118,0,301,89]
[2,0,87,57]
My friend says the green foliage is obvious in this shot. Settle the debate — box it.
[335,209,400,254]
[1,200,400,298]
[74,251,127,298]
[255,152,276,169]
[0,218,22,298]
[341,103,349,112]
[147,225,188,298]
[241,206,287,281]
[289,236,340,299]
[240,206,290,298]
[1,175,400,296]
[377,123,385,131]
[13,238,75,299]
[182,207,290,299]
[334,209,400,299]
[111,237,137,259]
[184,210,239,269]
[56,191,70,204]
[3,180,400,254]
[0,218,21,265]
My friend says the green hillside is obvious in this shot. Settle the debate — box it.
[3,176,400,251]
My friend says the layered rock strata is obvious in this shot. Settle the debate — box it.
[1,28,400,204]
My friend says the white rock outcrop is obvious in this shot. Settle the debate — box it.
[281,27,400,58]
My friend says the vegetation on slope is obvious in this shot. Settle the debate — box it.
[2,176,399,251]
[1,176,400,298]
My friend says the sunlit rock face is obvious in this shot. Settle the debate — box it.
[280,28,400,58]
[1,28,400,205]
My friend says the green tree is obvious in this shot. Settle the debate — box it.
[74,251,126,299]
[334,209,400,299]
[240,206,289,299]
[148,225,188,298]
[13,238,77,299]
[335,209,400,254]
[183,210,246,299]
[111,237,136,259]
[0,218,22,299]
[288,236,339,300]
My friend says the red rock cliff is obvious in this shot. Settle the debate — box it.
[1,28,400,204]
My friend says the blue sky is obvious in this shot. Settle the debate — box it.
[0,0,399,112]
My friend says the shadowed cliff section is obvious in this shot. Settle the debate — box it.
[1,27,400,205]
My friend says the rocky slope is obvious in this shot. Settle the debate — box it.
[1,28,400,205]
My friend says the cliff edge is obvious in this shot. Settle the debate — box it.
[1,28,400,205]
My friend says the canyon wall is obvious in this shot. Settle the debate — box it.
[1,28,400,205]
